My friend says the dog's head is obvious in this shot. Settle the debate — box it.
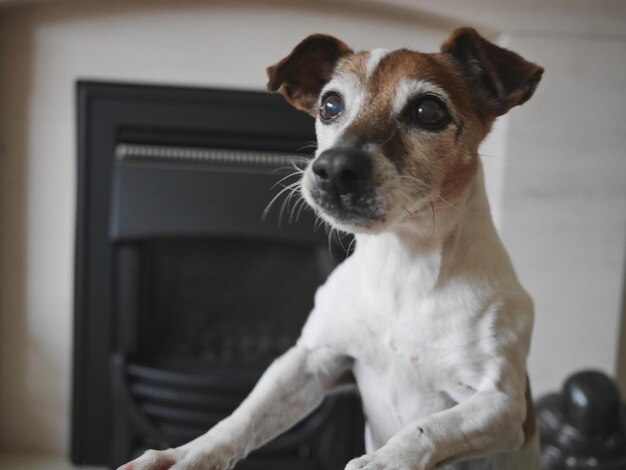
[267,28,543,234]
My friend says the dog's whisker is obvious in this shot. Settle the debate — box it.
[288,194,307,224]
[327,226,337,254]
[435,194,487,215]
[295,198,306,221]
[429,201,436,240]
[396,175,433,200]
[297,141,318,152]
[288,195,300,225]
[347,236,357,254]
[467,152,508,162]
[271,165,299,175]
[294,196,310,223]
[395,174,487,217]
[270,155,309,174]
[313,210,327,232]
[279,184,302,226]
[291,163,309,175]
[334,229,349,252]
[271,170,303,189]
[262,180,302,222]
[434,194,468,213]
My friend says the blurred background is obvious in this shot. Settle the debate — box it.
[0,0,625,468]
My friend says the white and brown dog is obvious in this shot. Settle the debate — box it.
[120,28,543,470]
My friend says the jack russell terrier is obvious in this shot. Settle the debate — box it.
[120,27,543,470]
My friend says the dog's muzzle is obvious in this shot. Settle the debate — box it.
[308,143,384,228]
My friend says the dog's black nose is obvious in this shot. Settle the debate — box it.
[312,147,372,195]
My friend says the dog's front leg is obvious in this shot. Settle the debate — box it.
[345,387,527,470]
[119,344,350,470]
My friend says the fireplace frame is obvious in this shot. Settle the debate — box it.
[72,81,362,466]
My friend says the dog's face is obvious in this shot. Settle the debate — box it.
[267,29,543,233]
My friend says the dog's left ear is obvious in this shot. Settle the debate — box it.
[441,27,544,118]
[267,34,352,115]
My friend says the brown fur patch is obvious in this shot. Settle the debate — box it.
[441,27,544,118]
[345,50,484,136]
[523,376,537,444]
[266,34,352,115]
[353,50,483,202]
[438,152,479,204]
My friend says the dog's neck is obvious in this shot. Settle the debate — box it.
[353,163,501,290]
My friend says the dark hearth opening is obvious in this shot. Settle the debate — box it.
[140,238,331,365]
[72,82,364,469]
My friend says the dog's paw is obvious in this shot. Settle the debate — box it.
[345,447,428,470]
[345,454,375,470]
[117,449,179,470]
[344,453,404,470]
[117,446,237,470]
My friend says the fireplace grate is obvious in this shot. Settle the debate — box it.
[116,143,307,170]
[111,354,358,468]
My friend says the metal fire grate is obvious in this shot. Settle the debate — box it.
[116,143,307,171]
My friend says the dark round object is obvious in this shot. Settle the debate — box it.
[415,98,447,126]
[560,370,622,436]
[536,393,563,438]
[538,370,626,468]
[404,94,451,131]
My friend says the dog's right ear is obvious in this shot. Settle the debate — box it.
[441,27,543,119]
[267,34,352,116]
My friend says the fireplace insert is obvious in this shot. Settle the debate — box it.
[72,82,364,468]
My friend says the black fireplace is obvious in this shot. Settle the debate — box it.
[72,82,364,468]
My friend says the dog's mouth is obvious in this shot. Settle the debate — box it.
[307,182,385,229]
[300,165,389,233]
[301,163,438,234]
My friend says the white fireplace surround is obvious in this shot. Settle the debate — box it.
[0,0,625,464]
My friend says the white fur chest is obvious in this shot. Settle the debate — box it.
[300,231,515,448]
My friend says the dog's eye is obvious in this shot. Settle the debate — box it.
[320,92,343,122]
[406,96,451,131]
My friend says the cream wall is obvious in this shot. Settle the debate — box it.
[0,0,625,459]
[502,33,626,396]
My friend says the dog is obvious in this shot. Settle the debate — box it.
[119,27,543,470]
